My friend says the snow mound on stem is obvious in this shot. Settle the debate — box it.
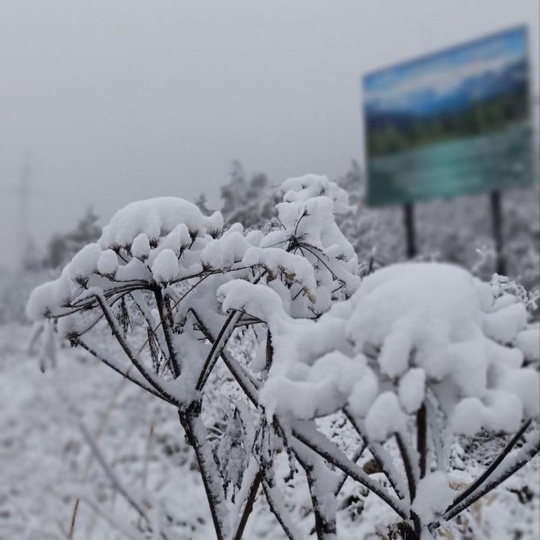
[99,197,223,248]
[253,262,539,437]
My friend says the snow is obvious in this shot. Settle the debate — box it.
[516,327,540,362]
[280,174,351,215]
[97,249,119,276]
[498,369,540,418]
[398,368,426,413]
[451,397,486,436]
[260,351,370,419]
[483,302,528,344]
[151,248,179,283]
[131,232,151,259]
[200,231,250,270]
[25,280,56,319]
[252,261,539,440]
[347,366,379,416]
[346,263,484,380]
[364,392,406,442]
[412,472,453,523]
[68,242,102,279]
[451,391,524,435]
[99,197,223,248]
[242,247,317,293]
[25,266,73,320]
[219,281,289,328]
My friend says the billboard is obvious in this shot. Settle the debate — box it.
[363,26,533,207]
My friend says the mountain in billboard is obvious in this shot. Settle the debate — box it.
[365,58,529,158]
[366,59,528,121]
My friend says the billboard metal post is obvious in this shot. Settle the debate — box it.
[403,203,417,258]
[490,190,506,275]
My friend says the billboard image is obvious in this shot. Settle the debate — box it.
[363,26,533,206]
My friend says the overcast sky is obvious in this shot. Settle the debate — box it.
[1,0,539,268]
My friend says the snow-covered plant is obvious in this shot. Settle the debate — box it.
[221,261,539,538]
[27,174,539,539]
[27,175,360,539]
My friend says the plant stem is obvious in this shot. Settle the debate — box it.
[179,405,229,540]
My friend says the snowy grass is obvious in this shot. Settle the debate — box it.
[1,323,538,539]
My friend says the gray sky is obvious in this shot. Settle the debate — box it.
[1,0,539,268]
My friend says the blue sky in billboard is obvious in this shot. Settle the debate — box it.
[364,27,528,117]
[363,26,532,206]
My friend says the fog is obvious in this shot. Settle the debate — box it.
[1,0,538,267]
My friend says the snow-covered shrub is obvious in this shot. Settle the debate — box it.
[27,175,360,538]
[27,174,539,539]
[222,261,539,538]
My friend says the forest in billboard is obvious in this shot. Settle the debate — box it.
[363,26,533,206]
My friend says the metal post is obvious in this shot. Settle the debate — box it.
[490,190,506,275]
[403,203,417,259]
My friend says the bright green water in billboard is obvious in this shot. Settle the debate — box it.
[363,26,533,206]
[367,122,533,206]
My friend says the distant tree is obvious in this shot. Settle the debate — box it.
[21,237,43,271]
[194,193,213,216]
[220,160,278,229]
[221,159,247,221]
[43,207,101,268]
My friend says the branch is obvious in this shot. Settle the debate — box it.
[291,421,408,521]
[197,310,244,390]
[444,420,535,520]
[344,409,408,500]
[78,422,151,527]
[293,442,337,540]
[179,406,230,540]
[333,442,367,497]
[262,481,303,540]
[94,294,179,404]
[154,288,181,378]
[395,432,418,502]
[443,430,539,523]
[229,462,263,540]
[191,309,408,523]
[76,337,176,405]
[417,403,428,479]
[189,308,260,404]
[196,269,267,390]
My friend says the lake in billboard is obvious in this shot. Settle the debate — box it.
[363,26,533,207]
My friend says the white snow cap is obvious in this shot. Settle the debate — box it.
[412,472,453,522]
[26,174,359,327]
[97,249,119,276]
[256,262,539,438]
[99,197,223,248]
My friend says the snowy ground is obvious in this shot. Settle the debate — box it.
[0,322,538,540]
[0,323,208,540]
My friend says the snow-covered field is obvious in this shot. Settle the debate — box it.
[0,321,538,539]
[1,174,539,539]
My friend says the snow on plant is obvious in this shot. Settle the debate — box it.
[27,174,539,539]
[220,261,539,538]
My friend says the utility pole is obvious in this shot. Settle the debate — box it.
[17,151,32,268]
